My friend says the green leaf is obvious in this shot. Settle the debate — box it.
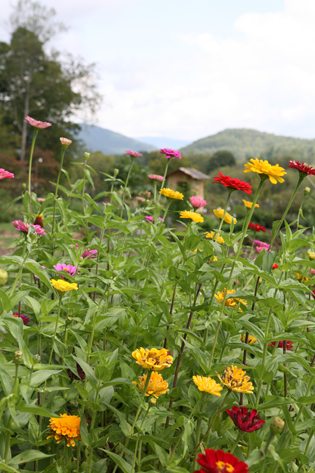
[30,369,62,387]
[0,463,20,473]
[103,450,132,473]
[9,450,54,465]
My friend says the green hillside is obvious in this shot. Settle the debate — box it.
[182,128,315,163]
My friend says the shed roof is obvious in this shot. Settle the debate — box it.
[168,167,209,180]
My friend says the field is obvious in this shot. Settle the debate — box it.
[0,134,314,473]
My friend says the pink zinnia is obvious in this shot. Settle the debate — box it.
[13,312,30,325]
[148,174,164,182]
[54,263,77,276]
[33,224,46,236]
[145,216,154,223]
[253,239,270,253]
[12,220,29,234]
[0,168,14,180]
[310,269,315,275]
[81,249,98,259]
[189,195,207,208]
[160,148,182,159]
[126,150,142,158]
[25,115,52,129]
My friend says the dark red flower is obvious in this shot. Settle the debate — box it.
[12,312,30,325]
[194,449,248,473]
[34,214,44,227]
[289,160,315,176]
[67,363,86,381]
[269,340,293,350]
[226,406,265,433]
[272,263,279,269]
[248,222,266,232]
[213,172,252,195]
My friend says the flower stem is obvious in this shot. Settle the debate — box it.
[48,295,63,364]
[52,146,67,235]
[27,128,39,214]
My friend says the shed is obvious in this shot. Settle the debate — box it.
[167,167,209,198]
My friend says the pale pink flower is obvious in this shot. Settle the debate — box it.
[81,249,98,259]
[37,197,46,203]
[54,263,77,276]
[160,148,182,159]
[25,115,52,129]
[60,137,72,147]
[33,225,46,236]
[148,174,164,182]
[0,168,14,180]
[126,150,142,158]
[310,269,315,275]
[253,239,270,253]
[189,195,207,208]
[145,216,154,223]
[12,220,29,233]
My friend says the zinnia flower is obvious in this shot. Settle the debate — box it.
[0,168,14,180]
[60,137,72,147]
[126,150,142,158]
[67,362,86,381]
[48,414,80,447]
[160,188,184,200]
[253,239,270,253]
[34,214,44,227]
[190,195,207,208]
[240,334,257,345]
[269,340,293,350]
[205,231,225,244]
[179,210,204,223]
[213,172,252,195]
[134,371,168,402]
[54,264,77,276]
[289,160,315,176]
[249,222,266,232]
[218,365,254,394]
[160,148,182,159]
[148,174,164,182]
[243,200,259,209]
[295,272,310,284]
[307,250,315,260]
[272,263,279,270]
[243,158,286,184]
[50,279,78,292]
[12,312,30,325]
[192,375,223,397]
[132,347,173,371]
[25,115,52,129]
[215,289,247,309]
[145,215,154,223]
[33,224,46,236]
[213,208,237,225]
[12,220,29,233]
[194,448,249,473]
[226,406,265,432]
[81,249,98,259]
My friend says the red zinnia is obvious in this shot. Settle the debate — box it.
[272,263,279,269]
[13,312,30,325]
[194,448,248,473]
[269,340,293,351]
[289,160,315,176]
[213,172,252,195]
[248,222,266,232]
[226,406,265,433]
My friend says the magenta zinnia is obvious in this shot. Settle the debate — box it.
[0,168,14,180]
[25,115,52,129]
[160,148,182,159]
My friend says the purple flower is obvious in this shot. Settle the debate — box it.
[54,264,77,276]
[13,312,30,325]
[81,249,98,259]
[160,148,182,159]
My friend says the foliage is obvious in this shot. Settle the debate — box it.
[206,150,236,173]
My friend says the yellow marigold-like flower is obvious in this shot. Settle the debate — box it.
[295,272,310,284]
[240,334,257,345]
[179,210,204,223]
[210,256,218,262]
[134,372,168,403]
[205,231,225,244]
[307,250,315,260]
[132,347,173,371]
[218,365,254,394]
[243,158,286,184]
[160,188,184,200]
[48,414,80,447]
[213,208,237,225]
[50,279,78,292]
[192,375,223,397]
[215,289,247,308]
[242,199,260,209]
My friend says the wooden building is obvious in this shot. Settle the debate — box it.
[167,167,209,198]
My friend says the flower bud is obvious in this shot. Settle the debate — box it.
[0,269,8,285]
[271,416,285,433]
[84,152,91,159]
[304,186,311,194]
[14,350,23,364]
[60,137,72,147]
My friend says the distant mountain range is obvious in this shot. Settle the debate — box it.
[137,136,190,149]
[182,128,315,162]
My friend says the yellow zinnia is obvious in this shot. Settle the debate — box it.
[242,199,259,209]
[50,279,78,292]
[307,250,315,260]
[132,347,173,371]
[240,334,257,345]
[134,372,168,403]
[243,158,286,184]
[218,365,254,394]
[160,188,184,200]
[215,288,247,308]
[205,231,225,244]
[213,208,237,225]
[179,210,204,223]
[192,375,223,397]
[48,414,80,447]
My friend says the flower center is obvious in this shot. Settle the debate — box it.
[216,461,235,472]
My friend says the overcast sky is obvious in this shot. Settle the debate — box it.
[2,0,315,141]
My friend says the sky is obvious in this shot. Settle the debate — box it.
[2,0,315,142]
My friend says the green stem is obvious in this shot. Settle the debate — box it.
[27,128,39,214]
[48,296,63,364]
[215,189,232,237]
[52,146,67,235]
[203,391,230,447]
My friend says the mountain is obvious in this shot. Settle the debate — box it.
[138,136,190,149]
[78,124,155,155]
[182,128,315,162]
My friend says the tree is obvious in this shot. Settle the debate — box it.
[0,1,100,161]
[207,150,236,173]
